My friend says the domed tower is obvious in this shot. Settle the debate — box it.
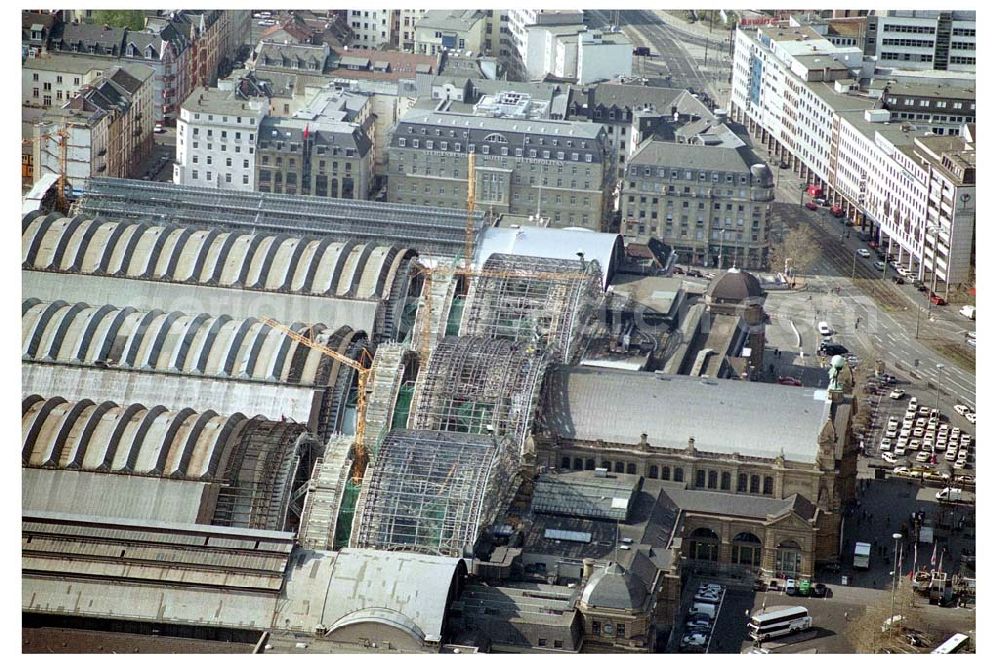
[705,268,767,376]
[578,562,653,650]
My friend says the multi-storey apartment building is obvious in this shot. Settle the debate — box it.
[730,21,976,292]
[864,10,976,73]
[388,109,613,230]
[508,9,585,79]
[256,116,372,199]
[30,63,154,184]
[347,9,395,49]
[397,9,426,51]
[174,86,267,190]
[621,142,774,269]
[414,10,487,57]
[875,79,975,135]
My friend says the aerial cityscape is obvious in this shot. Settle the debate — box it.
[21,6,976,655]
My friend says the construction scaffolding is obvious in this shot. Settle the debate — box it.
[211,417,318,532]
[349,430,518,558]
[76,177,487,258]
[409,336,546,447]
[460,254,604,364]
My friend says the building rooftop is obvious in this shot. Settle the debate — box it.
[181,86,265,116]
[629,140,765,173]
[538,366,833,463]
[530,471,639,521]
[874,79,976,101]
[417,9,487,33]
[22,52,111,74]
[326,46,437,81]
[399,108,606,139]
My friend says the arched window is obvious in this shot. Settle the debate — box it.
[695,470,706,488]
[483,132,509,144]
[750,475,761,494]
[763,476,774,496]
[661,466,670,480]
[738,473,748,492]
[731,532,763,567]
[626,462,636,475]
[615,461,625,473]
[561,456,570,469]
[648,465,659,479]
[721,472,731,490]
[688,527,720,561]
[573,458,583,471]
[673,467,684,483]
[708,470,718,489]
[585,458,595,470]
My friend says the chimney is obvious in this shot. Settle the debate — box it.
[582,558,596,580]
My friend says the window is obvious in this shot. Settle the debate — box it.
[32,73,38,81]
[738,473,748,492]
[720,471,730,490]
[616,624,626,638]
[243,174,249,185]
[226,157,232,167]
[225,173,232,183]
[763,476,774,496]
[696,470,706,488]
[538,639,547,647]
[708,470,718,489]
[592,621,601,636]
[43,82,51,91]
[673,467,684,483]
[750,475,760,494]
[192,170,199,180]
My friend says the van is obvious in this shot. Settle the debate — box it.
[689,602,717,619]
[960,305,976,320]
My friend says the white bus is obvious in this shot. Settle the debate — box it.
[748,606,813,643]
[931,633,970,654]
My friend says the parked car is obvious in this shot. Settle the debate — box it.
[818,343,849,356]
[779,160,790,169]
[805,200,818,211]
[856,248,871,259]
[915,283,928,292]
[916,451,931,463]
[681,632,709,652]
[812,583,829,598]
[873,260,886,271]
[882,452,899,464]
[889,389,905,400]
[153,122,165,134]
[892,276,905,284]
[879,438,892,452]
[930,293,947,305]
[960,305,976,320]
[814,197,829,207]
[778,376,803,387]
[831,205,846,218]
[953,404,970,417]
[966,412,976,424]
[785,579,798,596]
[817,321,833,336]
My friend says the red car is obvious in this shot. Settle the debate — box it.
[805,200,818,211]
[831,205,845,218]
[778,376,803,387]
[930,293,947,305]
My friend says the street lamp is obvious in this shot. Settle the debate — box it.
[851,250,858,280]
[935,363,945,412]
[889,532,903,640]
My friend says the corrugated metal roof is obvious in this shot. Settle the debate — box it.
[540,366,830,463]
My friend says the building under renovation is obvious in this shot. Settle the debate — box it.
[22,167,864,653]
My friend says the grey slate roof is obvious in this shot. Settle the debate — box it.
[399,108,605,140]
[629,140,766,173]
[580,562,649,610]
[56,23,126,54]
[417,9,487,32]
[539,366,831,463]
[659,486,817,521]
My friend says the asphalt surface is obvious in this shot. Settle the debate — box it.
[766,160,976,409]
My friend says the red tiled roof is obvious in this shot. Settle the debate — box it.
[328,46,437,80]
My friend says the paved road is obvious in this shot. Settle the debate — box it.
[764,154,976,409]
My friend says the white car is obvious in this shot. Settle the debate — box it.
[873,260,886,271]
[907,438,919,451]
[916,451,931,463]
[889,389,905,400]
[921,441,934,452]
[817,321,833,336]
[954,404,970,416]
[945,449,958,462]
[882,452,899,464]
[935,440,948,452]
[894,442,908,456]
[918,406,930,417]
[954,458,967,470]
[856,248,871,258]
[966,412,976,424]
[879,438,892,452]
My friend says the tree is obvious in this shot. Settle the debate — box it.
[92,10,146,31]
[769,223,821,278]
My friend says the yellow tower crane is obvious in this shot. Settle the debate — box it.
[260,318,373,483]
[22,125,70,213]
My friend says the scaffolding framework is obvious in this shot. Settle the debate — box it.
[349,430,517,558]
[76,177,486,257]
[460,254,603,364]
[409,336,545,447]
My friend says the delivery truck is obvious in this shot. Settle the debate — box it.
[853,542,872,570]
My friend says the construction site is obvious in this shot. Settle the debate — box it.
[22,157,890,653]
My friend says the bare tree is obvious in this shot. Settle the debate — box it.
[770,224,821,279]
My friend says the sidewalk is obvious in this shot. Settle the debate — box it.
[652,9,731,46]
